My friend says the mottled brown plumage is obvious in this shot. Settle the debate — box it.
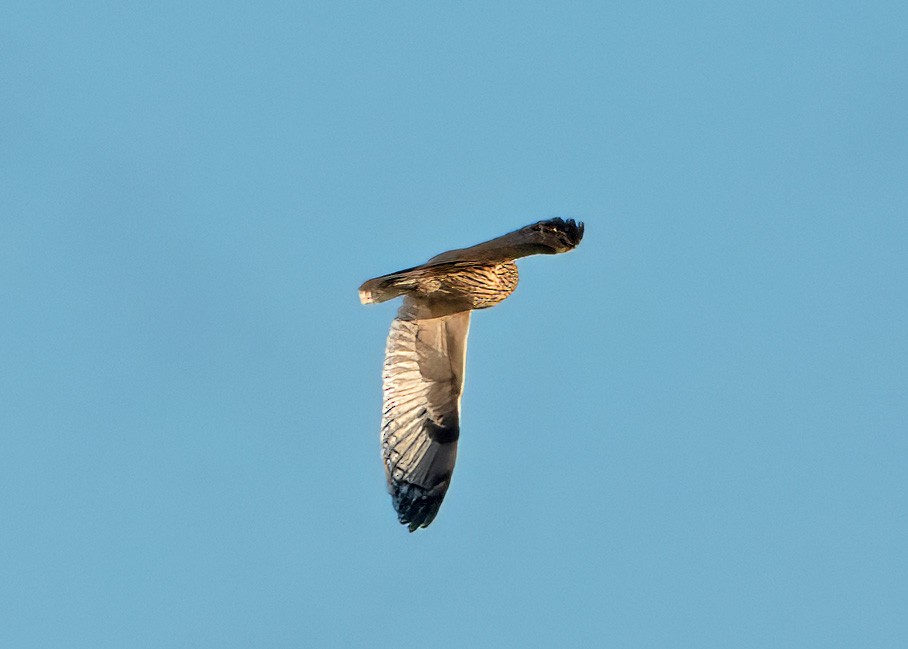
[359,218,584,531]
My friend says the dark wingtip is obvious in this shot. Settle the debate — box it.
[559,218,584,247]
[391,480,446,532]
[534,217,584,251]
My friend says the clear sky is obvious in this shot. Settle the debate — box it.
[3,1,906,647]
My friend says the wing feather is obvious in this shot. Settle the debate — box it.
[381,297,471,531]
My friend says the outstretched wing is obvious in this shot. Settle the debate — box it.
[427,217,584,264]
[381,297,471,531]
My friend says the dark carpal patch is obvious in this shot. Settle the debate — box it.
[425,418,459,444]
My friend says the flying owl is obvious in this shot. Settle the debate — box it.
[359,218,584,531]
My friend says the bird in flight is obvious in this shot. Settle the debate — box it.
[359,218,584,531]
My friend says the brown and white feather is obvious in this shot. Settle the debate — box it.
[380,298,470,530]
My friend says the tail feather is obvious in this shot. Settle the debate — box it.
[358,271,415,305]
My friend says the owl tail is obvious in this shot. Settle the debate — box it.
[358,269,419,305]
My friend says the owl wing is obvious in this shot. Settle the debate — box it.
[380,297,471,531]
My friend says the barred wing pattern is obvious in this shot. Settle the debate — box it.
[381,298,471,531]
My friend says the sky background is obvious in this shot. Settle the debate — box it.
[2,1,907,647]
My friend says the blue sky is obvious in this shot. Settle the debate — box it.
[3,1,906,647]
